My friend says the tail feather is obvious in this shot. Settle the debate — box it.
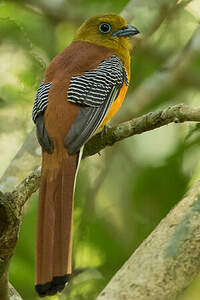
[35,151,78,297]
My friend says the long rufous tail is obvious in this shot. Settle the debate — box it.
[35,149,78,297]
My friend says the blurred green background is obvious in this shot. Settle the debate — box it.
[1,0,200,299]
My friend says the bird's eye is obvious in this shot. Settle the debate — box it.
[99,23,111,34]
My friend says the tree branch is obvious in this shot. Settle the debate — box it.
[8,283,22,300]
[121,0,179,35]
[0,128,41,193]
[83,103,200,157]
[95,179,200,300]
[0,169,40,300]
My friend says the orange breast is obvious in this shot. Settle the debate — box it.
[100,82,128,128]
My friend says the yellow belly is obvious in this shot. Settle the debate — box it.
[100,82,128,128]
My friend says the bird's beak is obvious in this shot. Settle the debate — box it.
[111,25,140,38]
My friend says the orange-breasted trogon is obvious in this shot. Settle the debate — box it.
[32,13,139,297]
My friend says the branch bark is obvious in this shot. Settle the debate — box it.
[0,128,41,193]
[0,169,40,300]
[8,283,22,300]
[83,103,200,157]
[95,179,200,300]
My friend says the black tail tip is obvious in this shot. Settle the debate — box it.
[35,274,70,297]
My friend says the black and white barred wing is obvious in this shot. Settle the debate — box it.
[32,81,53,154]
[65,56,128,155]
[32,81,51,123]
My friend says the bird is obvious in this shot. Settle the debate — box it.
[32,13,139,297]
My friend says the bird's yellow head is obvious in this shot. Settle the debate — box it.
[74,14,139,62]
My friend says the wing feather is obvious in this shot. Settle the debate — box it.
[32,81,53,152]
[65,56,128,154]
[65,86,119,155]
